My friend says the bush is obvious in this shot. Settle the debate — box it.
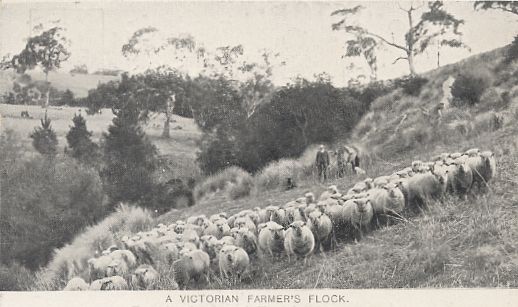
[505,35,518,64]
[66,112,100,166]
[100,101,159,206]
[194,166,253,201]
[395,75,429,96]
[451,73,491,106]
[0,151,108,270]
[254,159,305,192]
[30,111,58,157]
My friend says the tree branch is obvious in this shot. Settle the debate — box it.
[392,57,408,64]
[365,30,408,52]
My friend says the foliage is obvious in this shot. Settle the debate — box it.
[505,35,518,64]
[100,98,159,206]
[0,263,35,290]
[0,135,107,270]
[30,111,58,157]
[194,166,253,201]
[66,113,100,166]
[331,1,468,75]
[69,64,88,74]
[395,75,429,96]
[474,1,518,15]
[451,73,491,106]
[57,89,75,106]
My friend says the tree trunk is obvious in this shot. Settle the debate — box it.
[162,94,174,138]
[45,72,50,108]
[406,7,417,76]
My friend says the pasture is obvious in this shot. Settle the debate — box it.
[0,103,202,177]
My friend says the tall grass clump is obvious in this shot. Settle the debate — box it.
[33,204,154,290]
[194,166,253,201]
[254,158,305,192]
[0,263,35,291]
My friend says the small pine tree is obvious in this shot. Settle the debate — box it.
[100,99,158,205]
[30,111,58,157]
[66,112,99,165]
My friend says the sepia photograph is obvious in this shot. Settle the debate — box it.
[1,0,518,302]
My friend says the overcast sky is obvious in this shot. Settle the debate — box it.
[1,0,517,86]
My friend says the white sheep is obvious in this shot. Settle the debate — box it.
[254,207,269,224]
[284,221,315,264]
[285,205,306,224]
[318,185,339,201]
[159,243,180,265]
[204,219,231,239]
[90,276,129,290]
[305,192,316,205]
[87,255,112,282]
[132,264,160,290]
[270,207,289,227]
[306,211,334,252]
[173,249,210,289]
[234,228,258,257]
[258,221,285,259]
[367,185,405,226]
[63,277,89,291]
[218,244,250,280]
[400,171,447,210]
[234,216,257,235]
[342,198,373,240]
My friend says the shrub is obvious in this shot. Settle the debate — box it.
[395,75,429,96]
[505,35,518,64]
[30,111,58,157]
[254,158,305,192]
[451,73,490,106]
[194,166,253,201]
[66,112,100,166]
[100,102,158,206]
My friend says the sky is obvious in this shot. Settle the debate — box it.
[1,0,517,86]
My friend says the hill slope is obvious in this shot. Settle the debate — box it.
[29,45,518,290]
[0,70,119,98]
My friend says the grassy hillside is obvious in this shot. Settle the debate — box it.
[0,70,119,98]
[15,45,518,290]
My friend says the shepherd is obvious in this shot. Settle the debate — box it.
[315,145,330,183]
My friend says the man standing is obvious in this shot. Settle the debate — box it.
[315,145,330,183]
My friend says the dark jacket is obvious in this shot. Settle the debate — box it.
[315,150,330,166]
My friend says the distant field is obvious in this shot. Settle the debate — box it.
[0,103,202,177]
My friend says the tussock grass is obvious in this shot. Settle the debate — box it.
[194,166,254,201]
[33,204,154,290]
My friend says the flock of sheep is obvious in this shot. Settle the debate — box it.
[63,148,496,291]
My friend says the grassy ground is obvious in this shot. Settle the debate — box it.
[151,124,518,289]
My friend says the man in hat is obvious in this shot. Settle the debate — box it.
[315,145,330,183]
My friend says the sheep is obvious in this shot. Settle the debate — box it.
[347,178,373,194]
[234,228,258,257]
[342,198,373,240]
[181,229,200,248]
[132,264,161,290]
[187,215,208,226]
[285,205,306,224]
[306,211,334,252]
[101,245,119,256]
[205,219,231,239]
[270,207,288,227]
[200,235,219,260]
[218,245,250,281]
[400,171,447,211]
[63,277,89,291]
[254,207,269,224]
[318,185,339,201]
[87,255,112,282]
[373,176,390,188]
[467,151,496,191]
[283,221,315,264]
[89,276,129,290]
[234,216,257,235]
[219,235,236,247]
[305,192,316,205]
[449,158,474,197]
[258,221,285,259]
[106,259,129,278]
[159,243,180,265]
[173,249,210,289]
[109,249,137,269]
[367,185,405,226]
